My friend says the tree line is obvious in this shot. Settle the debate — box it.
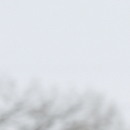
[0,76,126,130]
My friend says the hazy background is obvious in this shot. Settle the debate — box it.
[0,0,130,124]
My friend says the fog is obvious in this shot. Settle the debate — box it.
[0,0,130,129]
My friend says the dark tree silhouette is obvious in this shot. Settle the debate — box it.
[0,76,126,130]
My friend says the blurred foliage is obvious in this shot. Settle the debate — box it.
[0,76,126,130]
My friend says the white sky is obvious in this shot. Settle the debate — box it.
[0,0,130,126]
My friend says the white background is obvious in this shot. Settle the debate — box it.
[0,0,130,126]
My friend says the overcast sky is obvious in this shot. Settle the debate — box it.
[0,0,130,125]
